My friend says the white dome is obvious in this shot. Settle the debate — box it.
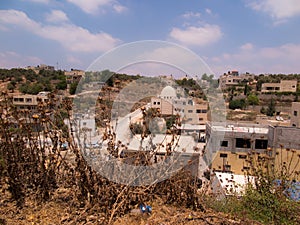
[160,86,176,99]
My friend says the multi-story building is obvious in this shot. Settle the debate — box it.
[219,71,255,90]
[205,122,300,176]
[205,122,269,174]
[261,80,297,93]
[12,92,49,110]
[291,102,300,128]
[25,64,55,74]
[65,69,85,84]
[150,86,208,125]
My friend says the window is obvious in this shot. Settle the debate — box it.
[83,122,87,126]
[157,102,160,105]
[242,166,250,171]
[196,109,201,113]
[199,118,204,121]
[220,141,228,147]
[201,110,207,113]
[188,110,193,113]
[239,155,247,159]
[236,138,251,148]
[224,165,231,171]
[153,102,156,105]
[255,139,268,149]
[294,111,298,116]
[220,153,228,158]
[26,98,32,103]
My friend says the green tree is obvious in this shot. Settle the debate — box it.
[266,98,276,116]
[69,82,78,95]
[244,84,251,96]
[229,99,246,110]
[56,80,67,90]
[247,94,259,105]
[7,82,15,92]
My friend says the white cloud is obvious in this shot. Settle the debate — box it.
[182,11,201,19]
[113,4,127,13]
[66,0,127,14]
[0,10,39,31]
[205,8,212,15]
[248,0,300,21]
[46,10,69,23]
[0,51,42,68]
[169,24,222,47]
[209,43,300,75]
[0,10,121,53]
[240,43,254,51]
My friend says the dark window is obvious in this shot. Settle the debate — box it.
[201,110,207,113]
[220,153,228,158]
[275,87,280,90]
[220,141,228,147]
[255,139,268,149]
[236,138,251,148]
[294,111,298,116]
[243,166,250,170]
[153,102,156,105]
[239,154,247,159]
[188,110,193,113]
[224,165,231,171]
[199,118,204,121]
[196,109,201,113]
[157,102,160,105]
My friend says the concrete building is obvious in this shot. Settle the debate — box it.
[261,80,297,93]
[205,122,300,177]
[121,134,201,177]
[183,101,208,125]
[65,69,85,84]
[219,71,255,90]
[205,122,269,174]
[150,86,208,125]
[12,92,49,110]
[291,102,300,128]
[25,64,55,74]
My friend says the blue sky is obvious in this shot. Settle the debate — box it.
[1,0,300,77]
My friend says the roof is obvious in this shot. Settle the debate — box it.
[160,86,176,98]
[126,134,199,154]
[176,124,206,131]
[208,123,269,135]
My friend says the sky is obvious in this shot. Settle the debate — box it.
[1,0,300,77]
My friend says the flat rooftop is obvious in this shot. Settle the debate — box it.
[208,122,269,134]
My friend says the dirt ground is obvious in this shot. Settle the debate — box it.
[0,188,262,225]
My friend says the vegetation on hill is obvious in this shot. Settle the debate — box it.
[0,68,67,94]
